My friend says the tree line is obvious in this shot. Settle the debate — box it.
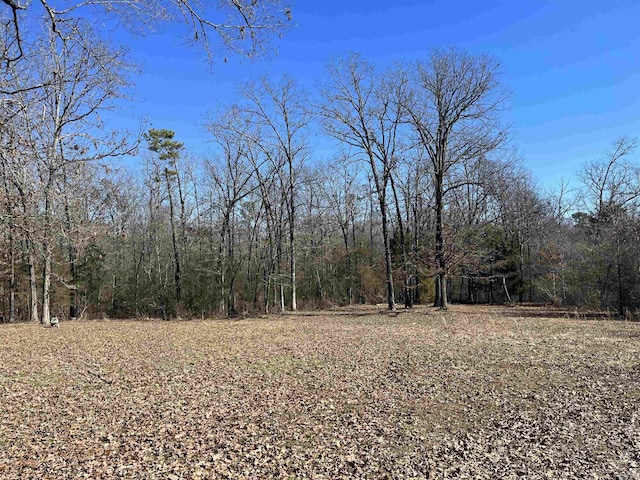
[1,3,639,323]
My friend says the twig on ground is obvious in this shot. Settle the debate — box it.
[87,369,113,385]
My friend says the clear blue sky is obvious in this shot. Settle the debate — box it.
[111,0,640,188]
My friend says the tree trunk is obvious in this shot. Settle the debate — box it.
[42,251,51,325]
[69,247,78,318]
[225,212,238,314]
[276,225,285,313]
[390,175,412,308]
[220,266,226,313]
[3,174,16,322]
[218,212,229,313]
[315,265,324,302]
[341,226,353,305]
[434,275,441,307]
[8,223,15,322]
[133,235,143,314]
[290,239,297,311]
[165,170,181,310]
[379,193,396,310]
[616,233,625,318]
[28,249,38,322]
[434,170,448,309]
[62,178,78,319]
[41,169,54,326]
[289,165,297,312]
[502,277,513,304]
[175,166,188,267]
[411,190,421,305]
[279,282,285,313]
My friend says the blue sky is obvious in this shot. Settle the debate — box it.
[111,0,640,188]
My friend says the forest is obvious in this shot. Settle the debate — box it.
[1,1,639,325]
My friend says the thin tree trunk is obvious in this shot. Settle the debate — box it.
[218,213,229,313]
[341,225,353,305]
[28,248,38,322]
[276,218,285,313]
[133,235,143,314]
[220,267,226,313]
[42,252,51,325]
[350,207,360,303]
[9,234,15,322]
[369,180,375,263]
[502,277,513,304]
[41,168,55,326]
[290,232,297,311]
[379,193,396,310]
[315,265,324,302]
[175,166,188,265]
[62,174,78,319]
[2,174,16,322]
[264,269,271,313]
[69,246,77,318]
[289,162,297,312]
[165,170,181,310]
[390,175,411,308]
[617,233,625,317]
[223,208,238,314]
[280,282,285,313]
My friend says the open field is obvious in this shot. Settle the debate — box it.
[1,305,639,479]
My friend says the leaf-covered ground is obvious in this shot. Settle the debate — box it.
[1,305,639,479]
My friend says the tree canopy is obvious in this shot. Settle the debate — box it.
[1,0,293,67]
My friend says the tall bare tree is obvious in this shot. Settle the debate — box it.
[319,55,407,310]
[5,26,134,325]
[404,48,508,309]
[238,75,310,311]
[206,107,257,314]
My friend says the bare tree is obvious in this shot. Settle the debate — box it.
[0,111,20,322]
[580,137,639,216]
[319,55,407,310]
[321,156,363,305]
[6,27,135,325]
[206,107,257,314]
[207,104,282,312]
[577,137,640,316]
[404,48,508,309]
[0,137,40,321]
[389,159,413,308]
[238,75,310,311]
[1,0,292,68]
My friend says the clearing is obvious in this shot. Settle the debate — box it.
[0,305,639,479]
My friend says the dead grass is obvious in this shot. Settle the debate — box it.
[0,304,639,479]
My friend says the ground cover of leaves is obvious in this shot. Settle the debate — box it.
[0,305,639,479]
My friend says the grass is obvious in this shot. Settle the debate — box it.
[0,304,639,479]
